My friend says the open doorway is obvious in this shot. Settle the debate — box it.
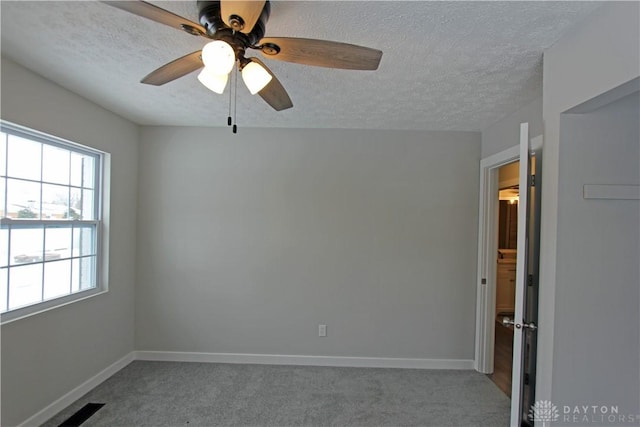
[485,156,538,398]
[474,133,541,397]
[475,126,542,426]
[487,161,521,396]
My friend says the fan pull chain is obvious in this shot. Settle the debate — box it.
[232,66,238,134]
[227,28,237,129]
[227,76,232,127]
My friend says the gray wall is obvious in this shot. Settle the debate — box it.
[481,96,542,159]
[136,127,480,360]
[539,0,640,407]
[0,58,139,426]
[554,92,639,419]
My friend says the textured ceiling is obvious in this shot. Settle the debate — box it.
[1,1,602,131]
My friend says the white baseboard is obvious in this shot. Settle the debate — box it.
[17,352,135,427]
[135,351,474,370]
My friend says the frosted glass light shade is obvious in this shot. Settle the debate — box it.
[201,40,235,75]
[198,67,228,94]
[241,61,273,94]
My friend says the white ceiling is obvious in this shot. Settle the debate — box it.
[1,1,602,131]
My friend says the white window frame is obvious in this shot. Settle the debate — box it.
[0,121,108,324]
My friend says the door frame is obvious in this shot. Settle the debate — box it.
[474,135,542,374]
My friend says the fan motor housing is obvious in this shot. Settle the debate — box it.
[197,0,270,46]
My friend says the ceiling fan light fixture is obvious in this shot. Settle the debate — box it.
[201,40,236,75]
[241,61,273,95]
[197,67,229,94]
[101,0,381,112]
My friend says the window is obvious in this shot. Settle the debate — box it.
[0,122,106,323]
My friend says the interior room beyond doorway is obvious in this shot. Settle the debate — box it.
[489,160,519,396]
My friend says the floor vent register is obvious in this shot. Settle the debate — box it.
[58,403,105,427]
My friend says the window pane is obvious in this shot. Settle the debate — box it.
[42,183,70,220]
[7,178,41,219]
[70,187,81,219]
[10,227,44,265]
[81,189,95,220]
[45,226,71,259]
[44,259,71,300]
[72,226,96,257]
[72,256,96,291]
[70,152,95,189]
[0,228,8,268]
[42,145,70,185]
[0,132,6,177]
[8,263,43,310]
[7,135,41,181]
[0,268,7,313]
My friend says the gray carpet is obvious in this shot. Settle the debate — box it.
[42,361,510,427]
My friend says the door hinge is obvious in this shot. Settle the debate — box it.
[530,174,536,187]
[481,278,487,285]
[527,274,533,287]
[524,373,530,385]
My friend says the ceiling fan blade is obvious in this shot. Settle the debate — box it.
[257,37,382,70]
[141,51,203,86]
[250,58,293,111]
[220,0,267,34]
[101,1,207,37]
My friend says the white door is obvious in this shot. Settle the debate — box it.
[508,123,542,426]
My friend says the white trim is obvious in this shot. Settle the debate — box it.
[135,351,474,370]
[481,145,520,171]
[17,352,135,427]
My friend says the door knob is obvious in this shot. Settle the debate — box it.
[502,317,537,331]
[502,316,515,327]
[522,321,537,331]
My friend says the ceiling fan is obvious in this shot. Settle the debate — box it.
[102,1,383,113]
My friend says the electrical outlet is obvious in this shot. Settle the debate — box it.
[318,324,327,337]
